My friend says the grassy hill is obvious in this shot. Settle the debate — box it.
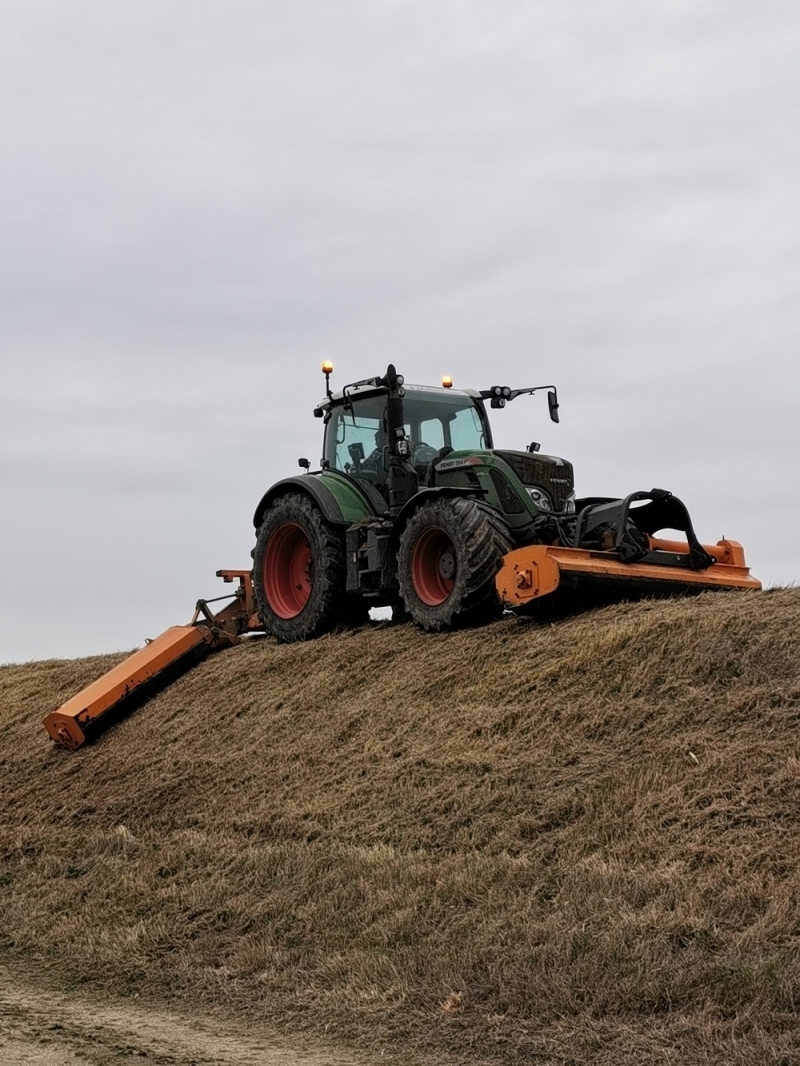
[2,588,800,1064]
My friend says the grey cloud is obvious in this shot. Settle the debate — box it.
[2,0,798,661]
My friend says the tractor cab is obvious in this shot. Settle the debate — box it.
[317,384,492,493]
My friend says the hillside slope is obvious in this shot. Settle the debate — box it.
[2,589,800,1064]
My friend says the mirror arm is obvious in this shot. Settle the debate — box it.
[478,384,560,421]
[507,384,557,402]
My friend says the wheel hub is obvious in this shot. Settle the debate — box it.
[410,527,457,606]
[438,551,456,581]
[263,522,313,619]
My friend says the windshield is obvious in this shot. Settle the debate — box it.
[324,388,489,480]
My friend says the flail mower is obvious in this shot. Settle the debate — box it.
[43,363,760,748]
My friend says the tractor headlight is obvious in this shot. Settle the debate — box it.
[526,487,552,511]
[563,491,576,514]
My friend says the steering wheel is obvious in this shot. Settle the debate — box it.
[412,442,439,465]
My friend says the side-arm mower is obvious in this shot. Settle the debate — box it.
[42,571,262,749]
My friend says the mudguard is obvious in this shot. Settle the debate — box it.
[387,486,487,554]
[253,473,383,528]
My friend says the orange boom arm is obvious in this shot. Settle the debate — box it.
[43,571,262,749]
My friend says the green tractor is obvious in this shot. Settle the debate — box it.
[250,364,754,642]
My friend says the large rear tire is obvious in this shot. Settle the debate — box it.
[397,497,513,632]
[252,493,357,642]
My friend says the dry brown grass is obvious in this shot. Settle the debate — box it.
[3,588,800,1064]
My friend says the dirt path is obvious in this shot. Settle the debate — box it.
[0,967,393,1066]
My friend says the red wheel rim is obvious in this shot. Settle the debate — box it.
[411,527,456,606]
[263,523,313,619]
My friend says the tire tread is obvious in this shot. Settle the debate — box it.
[252,493,355,642]
[397,497,513,632]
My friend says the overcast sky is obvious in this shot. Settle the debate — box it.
[2,1,799,663]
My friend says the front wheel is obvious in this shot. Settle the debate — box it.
[397,497,513,632]
[252,493,353,642]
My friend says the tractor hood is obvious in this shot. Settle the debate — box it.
[492,449,575,512]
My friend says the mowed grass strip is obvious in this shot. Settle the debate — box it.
[2,588,800,1064]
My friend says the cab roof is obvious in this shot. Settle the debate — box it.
[314,382,482,417]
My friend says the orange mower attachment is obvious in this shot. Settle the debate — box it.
[42,570,262,749]
[496,537,761,611]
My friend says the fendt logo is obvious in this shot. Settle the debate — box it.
[435,457,484,472]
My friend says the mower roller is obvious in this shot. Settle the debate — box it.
[43,364,759,748]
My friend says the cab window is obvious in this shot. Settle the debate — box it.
[325,396,386,478]
[403,394,487,453]
[324,390,489,479]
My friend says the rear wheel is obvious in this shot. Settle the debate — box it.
[252,494,357,642]
[397,497,513,632]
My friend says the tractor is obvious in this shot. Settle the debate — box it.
[250,363,752,641]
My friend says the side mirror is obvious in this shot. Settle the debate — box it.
[548,390,560,423]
